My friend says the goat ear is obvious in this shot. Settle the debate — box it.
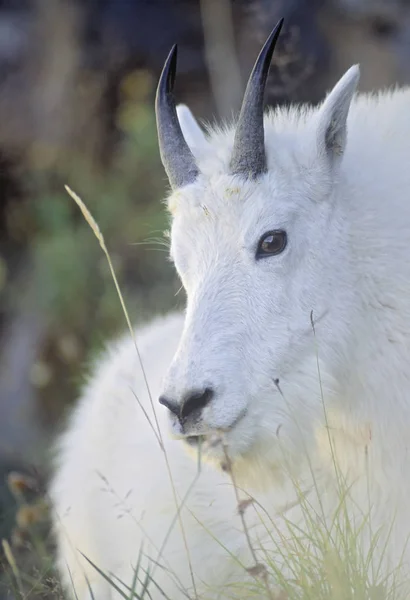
[316,65,360,167]
[176,104,208,153]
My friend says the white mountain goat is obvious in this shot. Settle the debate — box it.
[49,18,410,599]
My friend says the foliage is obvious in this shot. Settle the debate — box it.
[0,71,181,598]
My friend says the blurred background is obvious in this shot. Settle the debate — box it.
[0,0,409,596]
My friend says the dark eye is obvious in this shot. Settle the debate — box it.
[256,230,287,259]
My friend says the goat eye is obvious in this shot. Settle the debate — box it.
[256,230,287,259]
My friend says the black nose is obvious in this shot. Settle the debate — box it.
[180,388,214,419]
[159,388,214,421]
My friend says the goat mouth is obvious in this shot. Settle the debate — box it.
[182,410,248,447]
[184,435,204,447]
[183,433,223,450]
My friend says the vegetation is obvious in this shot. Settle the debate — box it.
[0,72,181,599]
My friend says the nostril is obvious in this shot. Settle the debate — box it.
[180,387,214,420]
[159,388,215,421]
[158,395,179,417]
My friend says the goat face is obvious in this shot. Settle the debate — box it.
[156,22,360,481]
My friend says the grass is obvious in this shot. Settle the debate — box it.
[0,471,63,599]
[0,71,180,599]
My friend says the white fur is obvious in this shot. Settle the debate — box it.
[176,104,208,150]
[50,67,410,598]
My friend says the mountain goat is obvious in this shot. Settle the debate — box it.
[50,18,410,600]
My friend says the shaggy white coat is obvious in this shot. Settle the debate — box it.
[50,66,410,599]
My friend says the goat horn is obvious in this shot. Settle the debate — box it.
[155,45,199,189]
[230,18,284,178]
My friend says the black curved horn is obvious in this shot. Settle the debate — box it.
[230,18,284,178]
[155,45,199,189]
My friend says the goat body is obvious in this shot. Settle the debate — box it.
[50,29,410,600]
